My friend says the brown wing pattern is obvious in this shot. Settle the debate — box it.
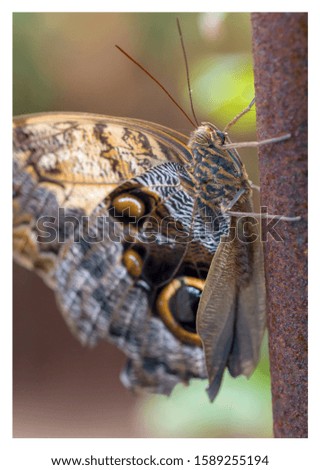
[13,112,209,395]
[13,113,191,278]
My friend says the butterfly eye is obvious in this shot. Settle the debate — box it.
[156,276,205,347]
[122,248,144,278]
[112,193,146,219]
[216,130,226,145]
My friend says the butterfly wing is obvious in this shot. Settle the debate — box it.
[13,112,208,395]
[197,208,266,401]
[13,112,192,279]
[54,160,210,394]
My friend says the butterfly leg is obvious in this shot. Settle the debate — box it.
[226,209,301,222]
[221,188,300,221]
[248,180,260,192]
[223,98,256,133]
[222,133,291,150]
[221,188,246,213]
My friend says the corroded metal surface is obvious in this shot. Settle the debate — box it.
[251,13,307,437]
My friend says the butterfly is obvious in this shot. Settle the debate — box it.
[13,109,266,401]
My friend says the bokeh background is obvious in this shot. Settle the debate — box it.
[13,12,272,438]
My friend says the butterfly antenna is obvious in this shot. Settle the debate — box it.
[176,18,199,127]
[115,45,197,128]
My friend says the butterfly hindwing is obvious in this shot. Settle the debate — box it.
[197,208,266,401]
[54,161,210,393]
[13,113,209,395]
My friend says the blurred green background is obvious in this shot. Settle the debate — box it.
[13,12,272,438]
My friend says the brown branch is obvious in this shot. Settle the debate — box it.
[251,13,308,438]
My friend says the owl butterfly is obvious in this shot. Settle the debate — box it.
[13,40,271,401]
[13,110,269,401]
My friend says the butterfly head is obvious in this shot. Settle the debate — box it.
[189,122,226,148]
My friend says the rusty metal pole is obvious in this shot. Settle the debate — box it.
[251,13,307,438]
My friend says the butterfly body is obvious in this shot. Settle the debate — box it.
[13,112,265,400]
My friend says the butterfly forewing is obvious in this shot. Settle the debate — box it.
[13,114,190,273]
